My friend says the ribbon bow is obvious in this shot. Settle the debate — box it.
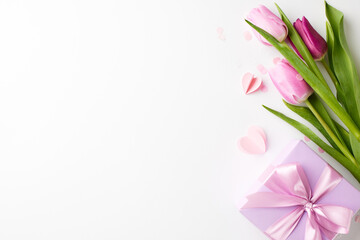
[242,163,353,240]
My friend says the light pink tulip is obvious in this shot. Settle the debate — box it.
[247,5,288,46]
[268,59,313,104]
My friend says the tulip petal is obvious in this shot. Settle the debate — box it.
[268,59,313,104]
[294,17,327,60]
[247,5,287,45]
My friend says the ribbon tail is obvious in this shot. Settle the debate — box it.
[305,211,322,240]
[311,165,342,202]
[320,228,337,240]
[265,207,304,240]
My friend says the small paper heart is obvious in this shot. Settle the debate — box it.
[242,73,262,95]
[238,126,267,154]
[248,126,266,143]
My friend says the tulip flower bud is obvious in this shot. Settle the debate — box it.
[268,59,313,104]
[293,17,328,61]
[247,5,288,46]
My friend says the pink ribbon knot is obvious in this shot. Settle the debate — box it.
[242,163,353,240]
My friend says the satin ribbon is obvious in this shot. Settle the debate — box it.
[242,163,353,240]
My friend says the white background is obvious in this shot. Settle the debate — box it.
[0,0,359,239]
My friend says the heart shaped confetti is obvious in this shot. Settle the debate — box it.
[243,31,252,41]
[217,27,226,41]
[318,147,324,153]
[242,73,262,95]
[260,84,268,93]
[237,126,267,155]
[273,57,281,64]
[257,64,267,74]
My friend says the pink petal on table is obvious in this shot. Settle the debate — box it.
[242,73,262,94]
[260,84,268,92]
[217,27,226,41]
[257,64,267,74]
[273,57,281,65]
[243,31,252,41]
[237,126,267,155]
[304,136,310,142]
[355,215,360,223]
[318,147,324,153]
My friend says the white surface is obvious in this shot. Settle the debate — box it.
[0,0,359,239]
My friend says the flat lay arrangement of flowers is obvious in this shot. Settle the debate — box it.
[238,1,360,239]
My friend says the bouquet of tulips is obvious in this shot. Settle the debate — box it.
[246,2,360,183]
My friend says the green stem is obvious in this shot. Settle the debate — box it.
[320,58,340,89]
[305,99,359,167]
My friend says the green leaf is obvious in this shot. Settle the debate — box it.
[245,19,360,141]
[325,1,360,126]
[275,4,326,84]
[326,22,334,70]
[283,100,339,151]
[350,133,360,165]
[324,23,346,108]
[334,121,352,152]
[263,105,360,182]
[326,1,360,165]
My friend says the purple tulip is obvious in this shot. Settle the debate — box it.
[268,59,313,104]
[247,5,288,46]
[293,17,328,61]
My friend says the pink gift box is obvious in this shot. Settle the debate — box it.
[240,140,360,240]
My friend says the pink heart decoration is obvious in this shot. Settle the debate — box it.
[242,72,262,95]
[273,57,281,64]
[237,126,267,154]
[257,64,267,74]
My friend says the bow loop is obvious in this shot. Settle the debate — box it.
[264,163,311,200]
[311,165,342,203]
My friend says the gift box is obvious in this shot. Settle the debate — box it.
[240,140,360,240]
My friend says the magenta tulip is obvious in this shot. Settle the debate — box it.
[294,17,328,60]
[268,59,313,104]
[247,5,288,46]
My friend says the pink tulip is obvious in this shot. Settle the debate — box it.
[247,5,288,45]
[268,59,313,104]
[293,17,328,60]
